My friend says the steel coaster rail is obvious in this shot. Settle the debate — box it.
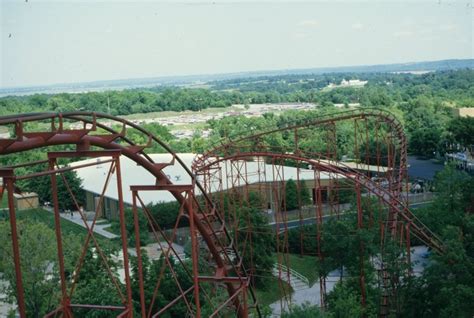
[0,112,259,318]
[199,107,405,157]
[193,151,443,253]
[193,108,407,198]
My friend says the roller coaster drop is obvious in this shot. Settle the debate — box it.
[0,109,443,317]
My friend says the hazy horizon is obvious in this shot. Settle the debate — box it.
[1,0,472,88]
[1,58,472,91]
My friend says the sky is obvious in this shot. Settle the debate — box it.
[1,0,472,88]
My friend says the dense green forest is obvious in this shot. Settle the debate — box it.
[1,69,472,159]
[1,69,472,115]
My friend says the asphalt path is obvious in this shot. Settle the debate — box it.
[408,156,445,180]
[270,200,431,231]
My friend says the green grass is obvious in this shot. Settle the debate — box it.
[0,208,115,246]
[17,209,91,236]
[0,195,8,209]
[0,196,96,238]
[275,253,320,286]
[255,276,293,306]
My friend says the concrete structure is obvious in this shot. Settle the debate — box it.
[452,107,474,118]
[70,153,197,219]
[70,153,345,220]
[13,192,39,210]
[446,151,474,172]
[327,79,368,89]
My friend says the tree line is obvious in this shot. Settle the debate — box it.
[0,69,472,115]
[1,69,472,159]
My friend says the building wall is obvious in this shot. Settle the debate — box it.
[211,179,337,212]
[84,178,341,220]
[84,190,130,220]
[14,194,39,211]
[452,107,474,118]
[85,191,95,214]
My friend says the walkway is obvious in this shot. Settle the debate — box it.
[272,263,309,291]
[408,156,445,180]
[269,268,339,316]
[0,275,16,317]
[45,207,118,239]
[269,246,430,316]
[62,211,118,239]
[271,192,435,231]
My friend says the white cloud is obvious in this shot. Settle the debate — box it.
[351,22,364,30]
[419,28,433,35]
[298,19,318,27]
[294,32,309,39]
[393,30,415,38]
[439,24,456,31]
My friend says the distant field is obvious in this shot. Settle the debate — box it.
[120,105,242,121]
[167,122,207,131]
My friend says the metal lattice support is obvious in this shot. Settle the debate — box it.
[0,112,259,318]
[193,108,444,316]
[0,109,444,317]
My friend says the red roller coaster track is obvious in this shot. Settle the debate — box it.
[0,112,255,318]
[192,108,443,316]
[0,109,443,317]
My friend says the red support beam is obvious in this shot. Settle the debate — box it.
[130,184,194,192]
[4,174,27,318]
[49,158,72,317]
[355,179,367,307]
[0,109,440,318]
[132,191,147,318]
[114,157,134,317]
[188,190,202,318]
[47,149,121,159]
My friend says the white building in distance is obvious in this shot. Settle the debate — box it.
[70,153,344,219]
